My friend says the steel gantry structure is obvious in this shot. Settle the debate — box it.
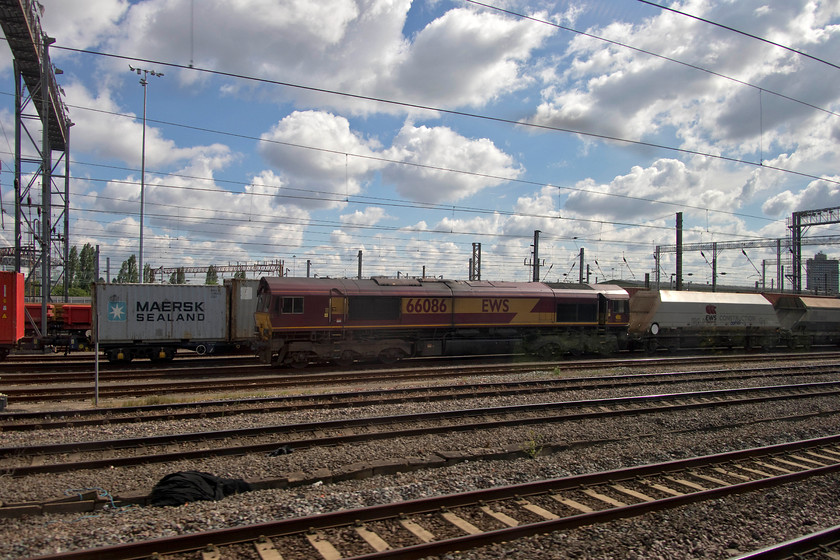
[0,0,72,321]
[655,234,840,292]
[788,207,840,293]
[148,261,286,283]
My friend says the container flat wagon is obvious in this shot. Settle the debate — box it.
[92,279,258,362]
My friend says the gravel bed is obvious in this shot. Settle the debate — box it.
[1,364,839,559]
[1,371,835,448]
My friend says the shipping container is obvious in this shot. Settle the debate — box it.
[0,271,25,348]
[93,283,228,344]
[56,304,93,330]
[226,278,259,343]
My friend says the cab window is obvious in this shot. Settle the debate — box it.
[612,300,629,315]
[281,296,304,314]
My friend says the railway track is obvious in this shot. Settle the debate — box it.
[733,524,840,559]
[4,352,840,403]
[0,352,253,372]
[3,380,838,477]
[23,435,840,560]
[1,362,838,431]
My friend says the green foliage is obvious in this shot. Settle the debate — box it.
[205,264,218,285]
[52,243,96,297]
[66,246,79,287]
[233,270,246,280]
[51,284,90,297]
[522,431,545,459]
[169,267,186,284]
[77,243,96,288]
[116,254,139,283]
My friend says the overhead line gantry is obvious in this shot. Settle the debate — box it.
[0,0,72,320]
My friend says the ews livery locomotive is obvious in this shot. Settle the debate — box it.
[254,277,630,367]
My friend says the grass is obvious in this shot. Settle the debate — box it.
[522,430,545,459]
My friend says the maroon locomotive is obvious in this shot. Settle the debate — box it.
[254,276,630,367]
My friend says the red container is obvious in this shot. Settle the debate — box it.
[60,304,92,329]
[25,302,55,323]
[0,272,25,345]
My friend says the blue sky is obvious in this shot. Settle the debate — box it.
[1,0,839,286]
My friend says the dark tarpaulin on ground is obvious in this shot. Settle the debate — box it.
[150,471,252,507]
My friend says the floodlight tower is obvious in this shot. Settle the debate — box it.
[128,65,164,282]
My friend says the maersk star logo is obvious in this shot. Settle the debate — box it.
[108,302,127,321]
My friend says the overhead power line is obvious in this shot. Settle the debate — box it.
[636,0,840,71]
[51,45,840,190]
[465,0,840,119]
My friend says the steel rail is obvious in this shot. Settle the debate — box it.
[730,524,840,559]
[2,350,836,382]
[3,381,840,476]
[5,353,840,403]
[23,435,840,560]
[2,363,836,431]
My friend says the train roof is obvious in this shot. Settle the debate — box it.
[655,290,773,305]
[798,296,840,309]
[258,277,629,299]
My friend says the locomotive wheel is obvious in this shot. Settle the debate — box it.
[378,348,405,364]
[288,352,310,369]
[537,343,560,359]
[336,350,358,367]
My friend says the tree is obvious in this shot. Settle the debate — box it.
[77,243,96,289]
[205,265,219,285]
[116,254,139,283]
[66,246,79,288]
[169,267,186,284]
[233,270,246,280]
[143,263,153,283]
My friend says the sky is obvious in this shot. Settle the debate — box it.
[1,0,839,287]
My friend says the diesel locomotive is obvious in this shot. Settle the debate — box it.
[253,276,630,367]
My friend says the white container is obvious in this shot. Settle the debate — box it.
[93,283,229,343]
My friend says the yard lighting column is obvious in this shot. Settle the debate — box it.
[128,65,164,283]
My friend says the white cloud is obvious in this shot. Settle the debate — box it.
[62,81,231,169]
[340,207,387,226]
[62,0,554,113]
[383,122,522,202]
[762,177,840,217]
[41,0,130,51]
[528,0,840,160]
[391,7,556,108]
[258,110,381,208]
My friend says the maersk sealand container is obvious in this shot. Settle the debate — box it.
[92,283,229,361]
